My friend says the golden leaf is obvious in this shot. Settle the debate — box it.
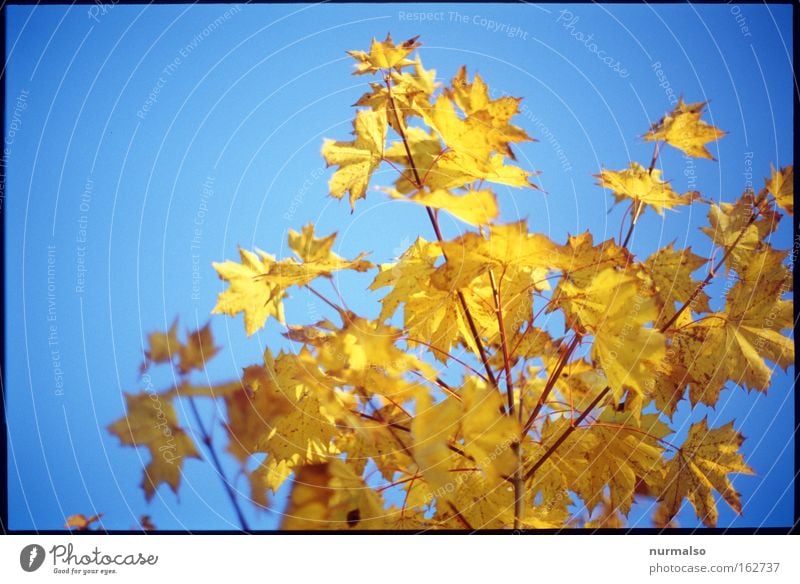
[645,98,726,159]
[659,418,753,527]
[108,392,200,501]
[281,461,386,529]
[347,34,421,75]
[766,164,793,215]
[597,162,694,215]
[322,108,387,208]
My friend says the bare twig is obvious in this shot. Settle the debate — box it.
[188,398,250,531]
[383,74,499,391]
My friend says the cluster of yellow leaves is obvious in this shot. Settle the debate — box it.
[141,320,219,375]
[112,35,793,531]
[323,34,536,214]
[211,224,372,335]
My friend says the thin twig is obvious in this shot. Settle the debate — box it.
[521,335,581,435]
[660,191,767,333]
[488,269,515,417]
[487,269,524,528]
[306,284,348,318]
[621,141,661,249]
[188,398,250,531]
[404,337,489,382]
[523,386,610,482]
[383,74,499,391]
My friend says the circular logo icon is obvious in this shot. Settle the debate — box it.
[20,544,46,572]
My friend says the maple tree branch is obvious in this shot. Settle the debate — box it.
[378,474,421,492]
[488,269,515,417]
[660,192,767,333]
[384,75,425,188]
[523,151,766,493]
[353,408,473,462]
[383,74,499,391]
[524,385,611,482]
[404,336,489,382]
[621,202,641,249]
[585,420,679,451]
[187,398,250,532]
[621,141,661,249]
[447,501,475,530]
[521,334,581,436]
[427,208,499,391]
[359,377,475,529]
[487,269,524,528]
[306,284,347,318]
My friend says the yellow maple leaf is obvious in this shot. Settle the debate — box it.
[435,470,514,528]
[572,411,668,515]
[460,378,518,482]
[141,318,180,373]
[647,358,690,419]
[177,322,219,374]
[322,108,387,208]
[723,246,794,390]
[213,227,372,336]
[346,34,421,75]
[281,461,386,529]
[315,317,436,381]
[550,231,632,288]
[554,268,665,402]
[249,458,294,505]
[766,164,793,214]
[336,407,414,481]
[643,243,710,321]
[673,245,792,402]
[389,187,499,226]
[369,237,475,362]
[369,237,440,321]
[659,418,753,527]
[65,513,103,531]
[287,223,337,262]
[422,94,494,164]
[212,248,286,336]
[262,230,372,291]
[701,197,776,274]
[596,162,694,215]
[224,361,293,462]
[448,66,533,158]
[245,351,339,465]
[411,392,462,495]
[645,98,726,159]
[525,416,588,515]
[354,56,438,132]
[672,313,730,407]
[108,392,200,501]
[434,220,558,291]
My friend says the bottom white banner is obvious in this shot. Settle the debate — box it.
[0,535,796,582]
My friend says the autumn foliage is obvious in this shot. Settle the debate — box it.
[107,35,794,530]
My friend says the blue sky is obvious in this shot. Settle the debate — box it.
[4,2,794,530]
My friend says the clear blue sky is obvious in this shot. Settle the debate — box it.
[4,2,794,530]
